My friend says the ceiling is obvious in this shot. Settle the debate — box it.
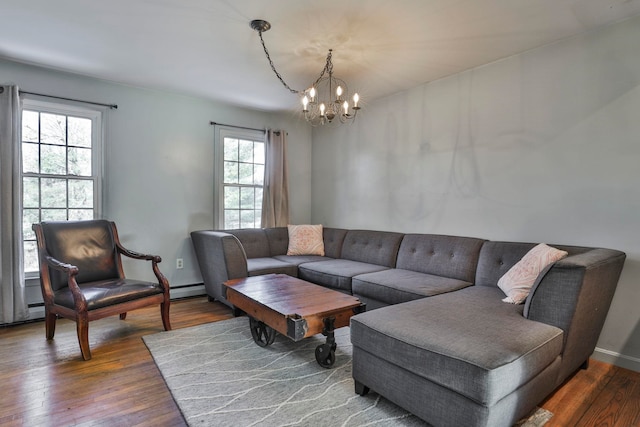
[2,0,640,113]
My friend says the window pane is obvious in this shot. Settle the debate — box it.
[240,210,255,228]
[224,210,239,229]
[224,186,239,209]
[23,177,39,208]
[22,110,39,142]
[41,178,67,208]
[255,164,265,186]
[224,138,238,161]
[41,209,67,221]
[22,142,39,173]
[224,161,238,184]
[69,209,93,220]
[40,113,66,145]
[68,147,92,176]
[238,140,253,162]
[41,145,66,174]
[256,188,263,208]
[254,142,265,164]
[68,116,92,147]
[24,241,39,273]
[68,179,93,208]
[240,187,254,209]
[239,163,253,185]
[23,209,39,240]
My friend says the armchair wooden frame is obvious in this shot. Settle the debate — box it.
[32,221,171,361]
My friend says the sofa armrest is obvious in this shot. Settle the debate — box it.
[524,248,626,379]
[190,230,249,305]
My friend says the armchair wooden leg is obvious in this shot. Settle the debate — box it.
[161,301,171,331]
[45,310,57,340]
[77,315,92,361]
[119,313,127,320]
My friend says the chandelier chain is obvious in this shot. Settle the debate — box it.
[257,31,301,94]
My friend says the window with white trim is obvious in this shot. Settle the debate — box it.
[21,100,103,275]
[215,128,265,229]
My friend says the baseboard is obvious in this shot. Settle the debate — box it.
[593,347,640,372]
[169,284,206,299]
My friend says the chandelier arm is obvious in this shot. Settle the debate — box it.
[257,31,301,94]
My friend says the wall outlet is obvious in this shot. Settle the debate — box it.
[176,258,184,269]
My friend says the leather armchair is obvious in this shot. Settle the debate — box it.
[32,219,171,360]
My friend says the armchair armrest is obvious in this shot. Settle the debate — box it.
[110,222,169,291]
[115,241,161,263]
[40,253,88,311]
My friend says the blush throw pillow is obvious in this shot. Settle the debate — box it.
[287,224,325,256]
[498,243,568,304]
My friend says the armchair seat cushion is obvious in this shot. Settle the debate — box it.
[54,279,164,311]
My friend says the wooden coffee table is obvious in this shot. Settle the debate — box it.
[223,274,366,368]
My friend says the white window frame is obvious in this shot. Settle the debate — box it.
[214,127,266,229]
[21,98,105,279]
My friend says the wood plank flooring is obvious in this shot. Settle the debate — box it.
[0,297,638,426]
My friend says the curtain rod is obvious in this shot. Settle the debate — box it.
[20,90,118,109]
[209,121,265,133]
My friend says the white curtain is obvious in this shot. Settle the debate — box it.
[261,129,290,228]
[0,85,28,323]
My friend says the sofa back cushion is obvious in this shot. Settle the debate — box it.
[323,227,349,259]
[396,234,485,282]
[227,229,270,259]
[476,241,592,287]
[264,227,289,255]
[476,242,538,287]
[341,230,404,267]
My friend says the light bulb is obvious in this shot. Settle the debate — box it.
[353,93,359,108]
[319,103,325,117]
[343,101,349,114]
[302,95,309,111]
[336,86,343,98]
[309,87,316,101]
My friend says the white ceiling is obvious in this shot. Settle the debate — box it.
[2,0,640,112]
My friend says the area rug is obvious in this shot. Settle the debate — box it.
[143,317,553,427]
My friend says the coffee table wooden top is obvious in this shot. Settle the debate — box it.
[224,274,364,341]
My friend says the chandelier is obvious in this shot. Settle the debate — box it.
[250,19,361,126]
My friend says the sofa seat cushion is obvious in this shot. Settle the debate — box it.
[247,257,297,277]
[54,279,163,311]
[352,269,472,305]
[273,254,333,266]
[350,286,563,407]
[298,259,390,293]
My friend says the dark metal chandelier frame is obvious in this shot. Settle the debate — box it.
[251,19,360,126]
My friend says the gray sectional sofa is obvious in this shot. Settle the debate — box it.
[190,227,626,427]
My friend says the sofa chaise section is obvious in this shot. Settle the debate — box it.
[351,241,626,426]
[351,286,564,426]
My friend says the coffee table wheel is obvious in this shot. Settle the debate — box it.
[315,343,336,368]
[249,317,276,347]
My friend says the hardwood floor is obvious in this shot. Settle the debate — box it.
[0,297,638,426]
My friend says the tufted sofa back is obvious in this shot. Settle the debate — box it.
[340,230,404,268]
[396,234,486,283]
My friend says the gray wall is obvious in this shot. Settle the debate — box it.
[1,58,312,300]
[311,16,640,371]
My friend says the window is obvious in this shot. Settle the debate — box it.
[216,129,265,229]
[21,100,103,274]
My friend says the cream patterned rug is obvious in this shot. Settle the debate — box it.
[143,317,552,427]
